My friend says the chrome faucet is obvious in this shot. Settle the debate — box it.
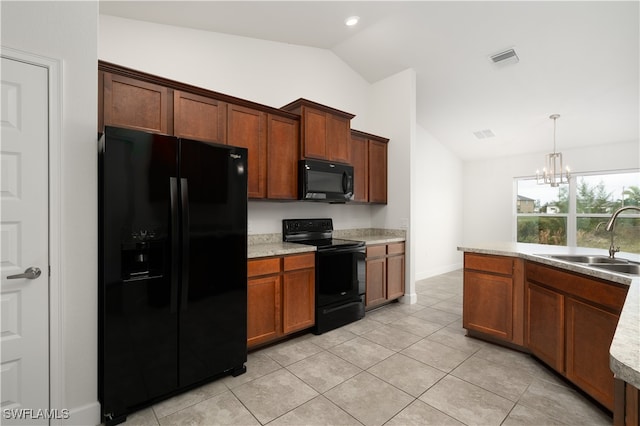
[604,206,640,258]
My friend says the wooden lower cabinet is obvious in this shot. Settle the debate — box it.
[282,268,315,334]
[247,274,281,347]
[365,256,386,307]
[566,297,620,410]
[247,253,314,348]
[463,252,630,413]
[465,270,515,341]
[525,282,564,371]
[463,253,524,345]
[365,242,405,309]
[525,261,628,411]
[615,379,640,426]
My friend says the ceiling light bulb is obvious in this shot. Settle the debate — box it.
[345,16,360,27]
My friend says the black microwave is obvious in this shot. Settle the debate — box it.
[299,159,354,203]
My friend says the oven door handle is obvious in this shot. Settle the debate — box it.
[320,246,365,255]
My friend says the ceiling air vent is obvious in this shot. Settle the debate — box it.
[473,129,495,139]
[490,48,519,65]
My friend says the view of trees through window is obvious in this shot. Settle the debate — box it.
[516,171,640,254]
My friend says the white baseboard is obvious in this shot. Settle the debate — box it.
[415,263,463,281]
[60,401,100,426]
[399,292,418,304]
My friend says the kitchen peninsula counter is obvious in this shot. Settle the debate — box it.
[458,242,640,391]
[248,228,406,259]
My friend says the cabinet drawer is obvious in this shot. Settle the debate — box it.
[387,242,405,255]
[283,253,315,271]
[465,253,513,276]
[526,261,628,313]
[367,245,386,258]
[248,257,280,278]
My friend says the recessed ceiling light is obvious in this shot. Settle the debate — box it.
[345,16,360,27]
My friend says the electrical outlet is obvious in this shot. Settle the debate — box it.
[400,218,409,229]
[247,220,253,233]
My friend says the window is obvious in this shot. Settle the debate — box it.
[515,170,640,254]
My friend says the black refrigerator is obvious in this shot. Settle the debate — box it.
[98,126,247,425]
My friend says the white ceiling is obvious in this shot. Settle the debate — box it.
[100,1,639,161]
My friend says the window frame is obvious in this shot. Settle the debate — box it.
[514,168,639,249]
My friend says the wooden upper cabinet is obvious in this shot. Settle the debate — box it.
[227,104,267,199]
[103,72,171,134]
[281,98,354,163]
[368,139,388,204]
[302,108,327,159]
[350,133,368,202]
[351,130,389,204]
[174,90,227,144]
[267,114,299,200]
[326,114,351,163]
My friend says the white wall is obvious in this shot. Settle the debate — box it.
[365,68,417,302]
[463,140,640,244]
[415,125,464,279]
[1,1,99,424]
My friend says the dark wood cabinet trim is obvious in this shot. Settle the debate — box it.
[99,60,299,121]
[351,129,389,144]
[281,98,355,120]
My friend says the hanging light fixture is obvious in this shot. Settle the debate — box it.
[536,114,570,187]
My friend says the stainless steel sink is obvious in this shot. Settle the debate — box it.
[544,254,628,264]
[589,263,640,275]
[537,254,639,276]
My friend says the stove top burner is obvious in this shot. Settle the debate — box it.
[282,219,364,250]
[294,238,365,250]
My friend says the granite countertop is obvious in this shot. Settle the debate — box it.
[248,228,406,259]
[458,242,640,390]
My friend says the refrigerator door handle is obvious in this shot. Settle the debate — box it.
[170,177,179,313]
[180,178,190,311]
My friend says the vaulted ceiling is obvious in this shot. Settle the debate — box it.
[100,1,639,161]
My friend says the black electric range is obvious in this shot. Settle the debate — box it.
[283,219,365,334]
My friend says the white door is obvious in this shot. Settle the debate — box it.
[1,57,49,425]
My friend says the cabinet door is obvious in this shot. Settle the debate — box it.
[247,275,281,348]
[228,105,267,198]
[282,269,315,334]
[350,134,368,202]
[566,297,619,410]
[366,257,386,307]
[267,114,299,200]
[302,108,327,160]
[103,73,170,134]
[525,283,564,371]
[463,271,513,341]
[368,140,387,204]
[326,114,350,163]
[174,90,226,143]
[386,254,405,300]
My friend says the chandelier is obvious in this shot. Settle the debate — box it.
[536,114,570,187]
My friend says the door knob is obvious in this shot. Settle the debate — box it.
[7,267,42,280]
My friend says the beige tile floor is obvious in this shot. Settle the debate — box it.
[121,270,613,426]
